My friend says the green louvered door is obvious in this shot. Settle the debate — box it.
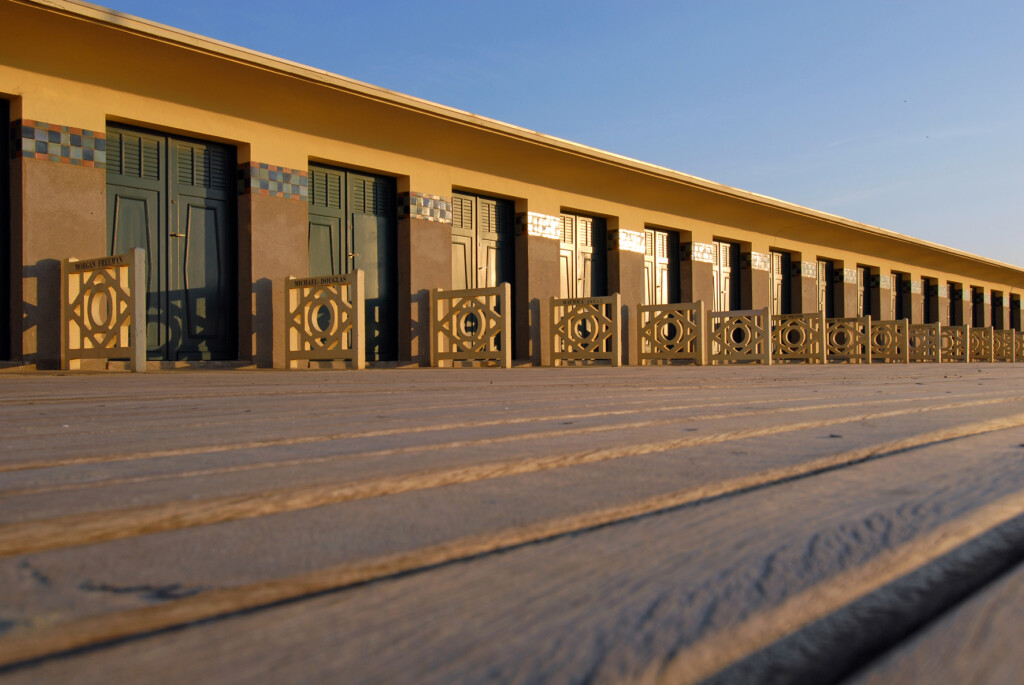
[106,126,236,361]
[451,192,513,290]
[308,165,397,361]
[169,140,235,359]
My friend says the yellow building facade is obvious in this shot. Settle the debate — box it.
[2,0,1023,367]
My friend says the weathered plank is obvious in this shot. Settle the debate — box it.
[1,365,1023,682]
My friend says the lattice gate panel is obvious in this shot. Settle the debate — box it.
[908,323,941,363]
[871,320,910,363]
[969,327,994,363]
[772,312,826,364]
[940,325,969,362]
[637,301,705,365]
[826,317,871,364]
[549,294,621,366]
[430,283,512,368]
[285,271,364,369]
[993,329,1016,362]
[1017,331,1024,362]
[61,248,146,372]
[707,308,771,365]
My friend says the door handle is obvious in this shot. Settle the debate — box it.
[170,233,186,238]
[348,252,358,258]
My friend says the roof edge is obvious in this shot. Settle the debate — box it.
[13,0,1024,275]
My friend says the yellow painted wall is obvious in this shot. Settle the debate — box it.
[2,0,1022,302]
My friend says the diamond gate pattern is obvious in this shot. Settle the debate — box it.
[908,323,941,363]
[284,271,365,369]
[969,327,995,363]
[772,312,826,364]
[429,284,512,368]
[871,320,910,363]
[549,295,621,366]
[61,249,145,372]
[707,308,771,365]
[637,301,706,365]
[993,329,1016,362]
[940,325,969,362]
[826,317,871,364]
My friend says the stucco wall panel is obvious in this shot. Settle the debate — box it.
[17,157,105,364]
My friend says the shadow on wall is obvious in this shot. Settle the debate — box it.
[409,288,428,365]
[254,277,273,368]
[529,297,541,366]
[21,259,59,368]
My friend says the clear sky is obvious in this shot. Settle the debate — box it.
[100,0,1024,266]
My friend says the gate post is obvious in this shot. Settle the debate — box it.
[129,247,146,373]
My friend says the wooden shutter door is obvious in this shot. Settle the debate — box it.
[348,172,397,361]
[169,138,235,360]
[308,166,345,277]
[450,194,475,290]
[559,215,575,298]
[107,128,166,357]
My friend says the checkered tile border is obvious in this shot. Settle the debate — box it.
[908,280,923,294]
[516,212,560,240]
[398,192,452,223]
[12,119,106,168]
[238,163,308,200]
[609,229,646,254]
[877,275,892,290]
[841,268,858,285]
[688,242,716,264]
[798,261,817,278]
[935,284,949,298]
[746,251,770,272]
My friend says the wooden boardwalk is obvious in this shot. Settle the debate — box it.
[1,364,1023,683]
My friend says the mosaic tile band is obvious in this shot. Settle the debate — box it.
[517,212,561,240]
[400,191,452,223]
[935,285,949,298]
[909,280,923,294]
[689,242,716,264]
[841,268,858,285]
[877,275,893,290]
[609,229,646,254]
[238,163,308,200]
[799,261,818,278]
[747,251,770,272]
[13,119,106,168]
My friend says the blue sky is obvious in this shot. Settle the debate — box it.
[101,0,1024,265]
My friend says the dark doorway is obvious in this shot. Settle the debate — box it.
[307,164,397,361]
[644,228,680,306]
[106,125,237,361]
[559,213,607,298]
[0,98,9,360]
[451,192,514,290]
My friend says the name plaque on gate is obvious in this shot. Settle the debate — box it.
[560,298,604,306]
[73,255,128,271]
[291,275,352,288]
